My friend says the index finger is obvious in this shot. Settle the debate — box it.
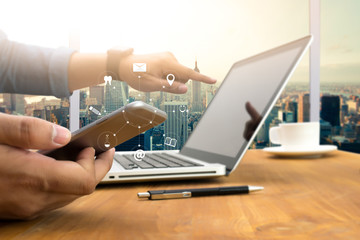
[245,102,261,120]
[173,62,217,84]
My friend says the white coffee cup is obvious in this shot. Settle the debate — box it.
[269,122,320,150]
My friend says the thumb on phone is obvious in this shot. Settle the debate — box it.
[0,113,71,150]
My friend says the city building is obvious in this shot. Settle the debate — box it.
[52,107,69,128]
[356,124,360,143]
[205,87,215,108]
[105,81,127,114]
[2,93,25,115]
[163,101,188,150]
[321,95,340,127]
[89,85,104,106]
[348,99,358,115]
[191,59,203,113]
[341,104,348,125]
[320,120,332,140]
[298,93,310,122]
[145,92,151,103]
[285,101,298,122]
[80,90,87,110]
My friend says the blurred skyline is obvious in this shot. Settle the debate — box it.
[1,1,359,154]
[0,0,359,88]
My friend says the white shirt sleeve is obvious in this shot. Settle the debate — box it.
[0,30,76,98]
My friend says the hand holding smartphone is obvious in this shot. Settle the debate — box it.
[41,101,167,161]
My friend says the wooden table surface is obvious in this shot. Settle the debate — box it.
[1,150,360,240]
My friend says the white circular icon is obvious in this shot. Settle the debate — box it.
[179,105,187,113]
[97,131,117,151]
[134,149,145,161]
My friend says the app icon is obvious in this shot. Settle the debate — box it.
[166,73,175,86]
[133,63,147,72]
[97,131,117,151]
[134,149,145,161]
[164,137,177,147]
[89,106,101,116]
[104,134,111,148]
[179,105,187,113]
[104,75,112,85]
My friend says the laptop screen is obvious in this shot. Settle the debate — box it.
[181,36,312,172]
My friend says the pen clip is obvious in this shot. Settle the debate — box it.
[151,191,192,200]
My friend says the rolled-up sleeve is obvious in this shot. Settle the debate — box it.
[0,30,76,98]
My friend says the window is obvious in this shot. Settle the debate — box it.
[74,0,309,151]
[2,1,357,153]
[319,0,360,153]
[0,1,71,128]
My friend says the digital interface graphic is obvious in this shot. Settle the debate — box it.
[104,76,112,85]
[166,74,175,86]
[133,63,147,73]
[89,106,102,116]
[78,58,201,154]
[164,137,177,148]
[134,149,145,161]
[97,131,118,151]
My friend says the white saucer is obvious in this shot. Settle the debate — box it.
[263,145,337,158]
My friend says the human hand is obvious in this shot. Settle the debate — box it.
[0,113,114,220]
[118,52,216,94]
[243,102,262,141]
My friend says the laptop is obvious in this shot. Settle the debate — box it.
[101,35,313,183]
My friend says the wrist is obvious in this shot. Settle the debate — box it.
[106,47,133,81]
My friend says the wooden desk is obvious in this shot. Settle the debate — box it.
[1,150,360,239]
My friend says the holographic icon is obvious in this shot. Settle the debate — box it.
[134,149,145,161]
[89,106,101,116]
[97,131,117,151]
[104,134,111,148]
[104,75,112,85]
[166,74,175,86]
[133,63,147,72]
[164,137,177,147]
[179,105,186,113]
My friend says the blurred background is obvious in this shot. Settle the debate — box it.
[0,0,359,152]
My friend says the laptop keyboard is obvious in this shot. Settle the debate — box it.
[114,153,203,170]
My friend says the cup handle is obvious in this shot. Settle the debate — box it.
[269,127,281,144]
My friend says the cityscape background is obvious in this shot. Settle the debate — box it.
[0,0,359,153]
[1,60,359,153]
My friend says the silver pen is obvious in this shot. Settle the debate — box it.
[137,185,264,200]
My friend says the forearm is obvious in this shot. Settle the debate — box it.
[0,33,75,98]
[68,52,107,92]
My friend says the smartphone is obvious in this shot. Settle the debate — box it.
[42,101,167,161]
